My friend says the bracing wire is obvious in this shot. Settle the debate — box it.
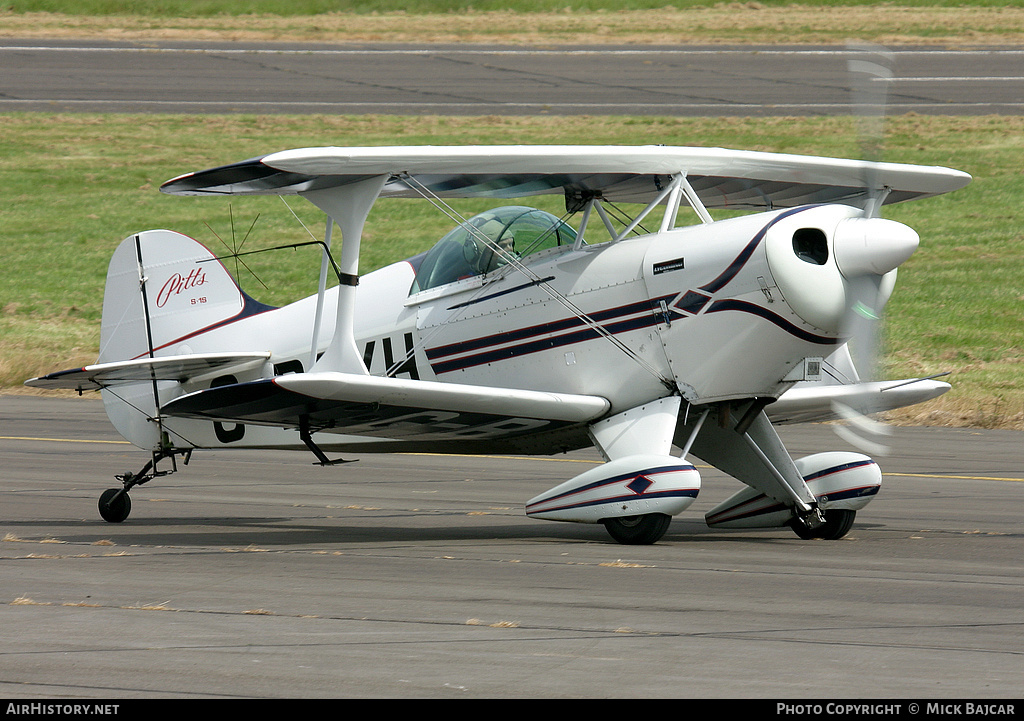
[396,174,675,388]
[204,210,269,292]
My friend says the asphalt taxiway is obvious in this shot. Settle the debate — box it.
[1,395,1021,698]
[3,41,1023,116]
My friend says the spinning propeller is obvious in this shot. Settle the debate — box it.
[829,45,907,455]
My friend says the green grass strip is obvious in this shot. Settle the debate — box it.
[2,112,1021,428]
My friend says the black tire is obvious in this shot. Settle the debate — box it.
[790,509,855,540]
[602,513,672,545]
[98,488,131,523]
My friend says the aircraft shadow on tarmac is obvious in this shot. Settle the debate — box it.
[3,512,888,548]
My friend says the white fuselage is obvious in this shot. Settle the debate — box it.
[115,204,860,453]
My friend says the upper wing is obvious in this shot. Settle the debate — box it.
[25,352,271,393]
[161,371,611,441]
[160,145,971,210]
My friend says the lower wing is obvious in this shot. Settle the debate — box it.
[161,371,611,442]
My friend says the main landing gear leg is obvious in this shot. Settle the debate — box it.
[681,402,838,538]
[98,448,191,523]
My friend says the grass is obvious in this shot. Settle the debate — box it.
[8,0,1024,12]
[3,5,1024,47]
[2,112,1022,430]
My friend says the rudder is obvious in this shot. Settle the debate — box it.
[99,230,250,450]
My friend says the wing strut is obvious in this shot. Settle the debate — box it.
[300,175,388,375]
[611,174,685,241]
[677,174,714,225]
[309,216,334,371]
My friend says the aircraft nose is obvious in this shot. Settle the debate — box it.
[833,217,920,277]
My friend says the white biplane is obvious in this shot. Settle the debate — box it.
[27,144,970,544]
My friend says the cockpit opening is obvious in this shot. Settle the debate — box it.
[410,206,579,294]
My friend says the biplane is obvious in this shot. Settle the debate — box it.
[27,144,970,544]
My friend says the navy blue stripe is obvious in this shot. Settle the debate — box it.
[803,460,876,482]
[706,299,839,345]
[529,489,700,515]
[446,276,556,311]
[429,309,667,374]
[699,206,816,294]
[426,294,676,362]
[818,485,880,502]
[706,496,787,524]
[529,465,697,506]
[428,315,581,360]
[147,297,276,357]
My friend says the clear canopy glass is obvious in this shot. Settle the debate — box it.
[411,206,578,294]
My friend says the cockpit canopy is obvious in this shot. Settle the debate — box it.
[410,206,578,294]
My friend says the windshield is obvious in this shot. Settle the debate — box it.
[410,206,578,294]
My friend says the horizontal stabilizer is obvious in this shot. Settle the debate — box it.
[161,372,610,441]
[768,377,951,425]
[25,352,272,393]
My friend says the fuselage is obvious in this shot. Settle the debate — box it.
[128,202,893,454]
[197,203,857,408]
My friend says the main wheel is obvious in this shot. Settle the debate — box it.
[790,509,855,540]
[98,488,131,523]
[602,513,672,545]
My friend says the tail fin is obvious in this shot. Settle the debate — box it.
[98,230,266,450]
[99,230,250,364]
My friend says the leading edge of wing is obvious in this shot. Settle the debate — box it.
[161,372,611,440]
[159,145,971,208]
[25,352,272,393]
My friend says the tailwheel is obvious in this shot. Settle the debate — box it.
[96,448,190,523]
[602,513,672,545]
[98,488,131,523]
[790,509,856,540]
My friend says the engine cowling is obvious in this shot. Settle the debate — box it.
[525,454,701,524]
[765,205,916,334]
